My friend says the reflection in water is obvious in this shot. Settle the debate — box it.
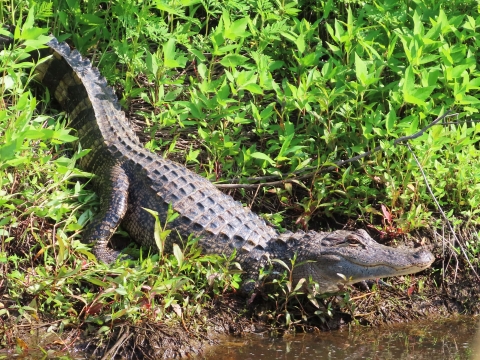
[198,316,479,360]
[474,320,480,360]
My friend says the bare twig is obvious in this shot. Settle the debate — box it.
[405,142,479,280]
[100,325,133,360]
[249,183,261,209]
[215,111,458,189]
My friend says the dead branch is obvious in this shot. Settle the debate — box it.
[215,111,459,190]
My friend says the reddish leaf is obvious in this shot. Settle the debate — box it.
[381,204,392,224]
[86,303,103,315]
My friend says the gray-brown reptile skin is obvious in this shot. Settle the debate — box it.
[8,36,434,293]
[34,39,280,270]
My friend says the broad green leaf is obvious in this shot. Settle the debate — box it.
[165,88,183,102]
[22,6,35,31]
[146,52,158,76]
[235,70,257,87]
[60,264,82,278]
[418,54,439,65]
[189,48,206,61]
[355,53,368,85]
[404,87,435,105]
[197,63,207,79]
[293,278,306,292]
[402,66,434,105]
[280,31,298,43]
[115,286,128,295]
[224,17,249,40]
[412,10,423,36]
[143,208,164,255]
[385,110,396,134]
[295,34,305,53]
[163,38,187,68]
[250,152,275,165]
[298,52,318,67]
[178,101,205,119]
[271,258,290,271]
[322,0,333,19]
[334,19,344,41]
[277,133,294,160]
[75,248,97,261]
[53,129,78,143]
[220,54,248,67]
[111,308,127,320]
[154,1,182,15]
[452,63,472,78]
[403,65,415,92]
[458,95,480,104]
[285,311,291,326]
[173,243,184,269]
[243,83,263,94]
[0,140,18,161]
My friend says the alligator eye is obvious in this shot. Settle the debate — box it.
[345,235,360,246]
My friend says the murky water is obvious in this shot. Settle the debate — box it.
[198,316,480,360]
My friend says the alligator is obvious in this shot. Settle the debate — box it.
[1,33,435,294]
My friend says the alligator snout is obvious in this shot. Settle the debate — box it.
[407,248,435,274]
[412,248,435,265]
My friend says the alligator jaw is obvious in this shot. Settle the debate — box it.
[292,229,435,294]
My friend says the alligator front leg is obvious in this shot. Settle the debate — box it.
[82,164,129,263]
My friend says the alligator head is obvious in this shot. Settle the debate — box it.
[275,229,435,294]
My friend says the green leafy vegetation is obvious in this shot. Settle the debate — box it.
[1,0,480,353]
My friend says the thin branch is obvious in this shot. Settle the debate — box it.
[215,111,458,189]
[405,142,479,281]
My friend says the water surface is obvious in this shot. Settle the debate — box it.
[199,316,480,359]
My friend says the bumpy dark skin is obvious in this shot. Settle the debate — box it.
[4,36,435,293]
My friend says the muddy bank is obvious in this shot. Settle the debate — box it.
[0,296,249,359]
[86,280,479,358]
[3,270,480,358]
